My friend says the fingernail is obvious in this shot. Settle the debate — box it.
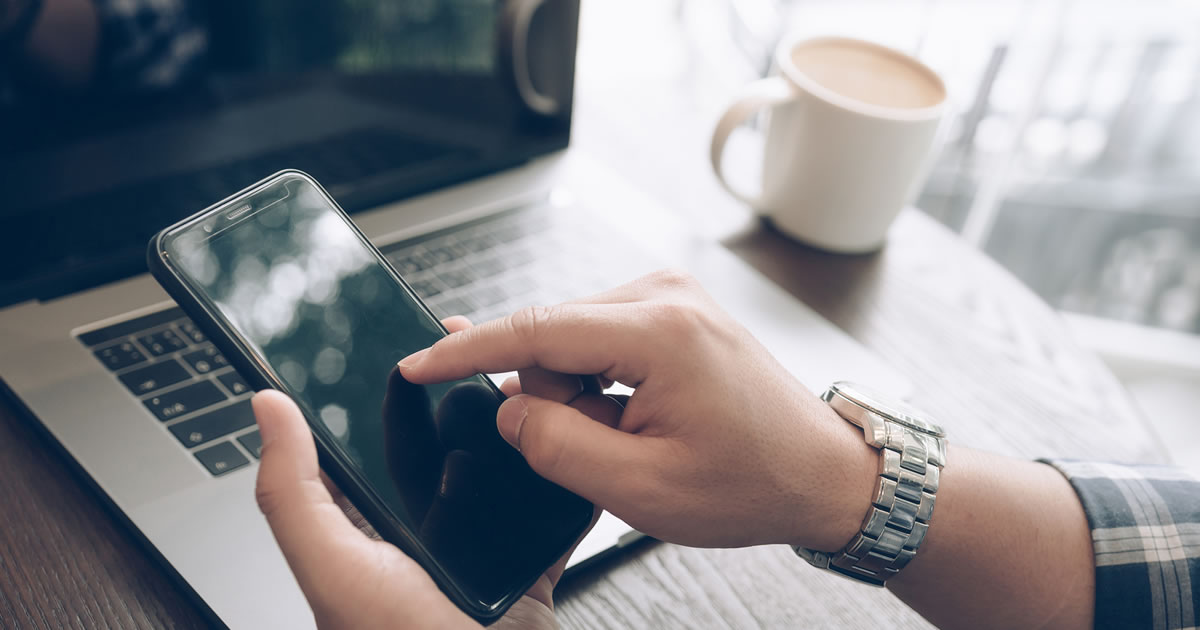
[496,395,528,451]
[397,348,429,370]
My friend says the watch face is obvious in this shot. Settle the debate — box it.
[830,382,946,438]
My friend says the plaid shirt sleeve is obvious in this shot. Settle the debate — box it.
[1042,459,1200,630]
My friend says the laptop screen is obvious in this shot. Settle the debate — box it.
[0,0,579,307]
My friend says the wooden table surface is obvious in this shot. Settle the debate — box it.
[0,3,1172,629]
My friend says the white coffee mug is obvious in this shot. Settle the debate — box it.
[711,36,946,253]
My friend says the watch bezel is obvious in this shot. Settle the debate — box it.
[827,381,946,438]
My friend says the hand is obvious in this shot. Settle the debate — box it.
[251,316,598,629]
[399,270,878,551]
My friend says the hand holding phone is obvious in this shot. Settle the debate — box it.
[248,316,607,630]
[250,389,481,629]
[148,171,594,622]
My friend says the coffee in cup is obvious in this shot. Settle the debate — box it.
[711,37,946,253]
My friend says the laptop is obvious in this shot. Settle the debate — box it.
[0,1,908,627]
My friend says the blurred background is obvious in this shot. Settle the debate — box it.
[4,0,1194,470]
[572,0,1200,472]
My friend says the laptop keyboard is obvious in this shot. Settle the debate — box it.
[75,204,659,477]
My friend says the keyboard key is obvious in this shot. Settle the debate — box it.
[194,441,250,476]
[169,400,256,448]
[430,296,474,319]
[501,273,538,297]
[408,278,443,299]
[393,255,429,274]
[118,359,191,396]
[237,431,263,459]
[77,307,185,347]
[182,346,228,374]
[94,341,147,371]
[471,256,511,274]
[217,371,251,396]
[423,246,456,264]
[491,225,525,243]
[457,234,497,254]
[137,328,189,356]
[473,285,507,307]
[470,308,506,325]
[177,321,207,344]
[384,244,417,257]
[439,268,475,289]
[443,240,472,259]
[144,381,227,421]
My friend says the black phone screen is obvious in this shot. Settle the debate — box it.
[162,174,590,611]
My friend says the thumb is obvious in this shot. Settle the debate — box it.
[497,394,651,509]
[252,391,376,593]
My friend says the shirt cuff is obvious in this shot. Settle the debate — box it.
[1040,459,1200,630]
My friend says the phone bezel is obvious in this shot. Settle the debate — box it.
[147,169,592,623]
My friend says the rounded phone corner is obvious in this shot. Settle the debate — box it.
[270,168,319,188]
[145,229,173,276]
[463,597,514,626]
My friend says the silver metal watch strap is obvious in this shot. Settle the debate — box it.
[794,423,943,587]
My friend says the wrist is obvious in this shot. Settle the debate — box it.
[782,400,878,551]
[788,383,950,586]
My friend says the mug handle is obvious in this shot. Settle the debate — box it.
[709,76,797,208]
[508,0,563,116]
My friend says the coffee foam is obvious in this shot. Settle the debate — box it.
[790,40,944,109]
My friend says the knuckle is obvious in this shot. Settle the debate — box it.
[509,304,555,345]
[647,268,696,290]
[520,415,568,477]
[648,300,704,335]
[254,481,284,518]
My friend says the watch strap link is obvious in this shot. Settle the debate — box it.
[795,424,941,587]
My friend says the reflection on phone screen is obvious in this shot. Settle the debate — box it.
[165,176,590,608]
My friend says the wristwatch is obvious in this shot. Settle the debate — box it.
[794,381,947,587]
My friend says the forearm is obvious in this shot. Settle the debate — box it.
[885,446,1095,630]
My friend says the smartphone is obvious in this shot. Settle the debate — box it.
[147,170,593,623]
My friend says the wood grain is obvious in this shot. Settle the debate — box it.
[0,394,209,630]
[722,213,1164,464]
